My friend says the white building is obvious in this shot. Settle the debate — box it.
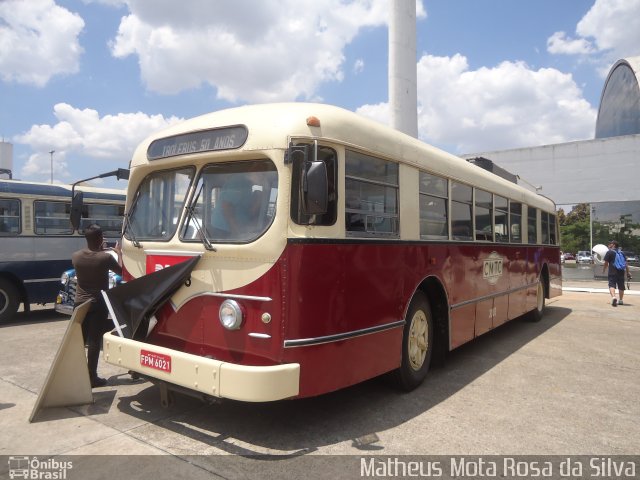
[463,57,640,250]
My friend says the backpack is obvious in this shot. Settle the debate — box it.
[613,250,626,271]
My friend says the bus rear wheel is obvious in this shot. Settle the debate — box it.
[394,291,434,391]
[0,278,20,324]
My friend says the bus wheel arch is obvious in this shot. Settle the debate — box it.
[0,276,22,323]
[393,277,448,391]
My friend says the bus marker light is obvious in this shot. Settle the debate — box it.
[306,116,321,127]
[261,313,272,324]
[219,299,243,330]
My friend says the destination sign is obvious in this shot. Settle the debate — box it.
[147,125,248,160]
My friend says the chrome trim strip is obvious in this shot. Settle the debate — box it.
[23,278,59,283]
[248,333,271,339]
[144,250,202,257]
[284,320,405,348]
[199,292,272,302]
[450,282,536,310]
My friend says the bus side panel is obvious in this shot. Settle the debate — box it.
[284,243,406,339]
[446,244,477,349]
[545,246,563,298]
[0,259,74,304]
[508,244,529,319]
[283,329,403,398]
[1,236,84,304]
[283,242,408,397]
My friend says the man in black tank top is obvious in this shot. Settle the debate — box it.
[72,224,122,387]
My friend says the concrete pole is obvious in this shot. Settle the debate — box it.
[389,0,418,138]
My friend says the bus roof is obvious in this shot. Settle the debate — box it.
[131,103,556,212]
[0,179,126,201]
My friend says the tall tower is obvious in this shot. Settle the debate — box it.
[0,140,13,179]
[389,0,418,138]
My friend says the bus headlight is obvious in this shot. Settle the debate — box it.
[61,272,70,285]
[219,299,243,330]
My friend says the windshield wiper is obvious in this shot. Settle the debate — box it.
[122,190,141,248]
[122,211,141,248]
[186,184,216,251]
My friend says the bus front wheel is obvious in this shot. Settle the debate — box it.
[394,291,434,391]
[0,278,20,324]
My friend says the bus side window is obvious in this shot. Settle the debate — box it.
[344,150,399,237]
[0,198,20,235]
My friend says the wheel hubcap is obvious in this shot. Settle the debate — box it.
[408,310,428,370]
[537,281,544,312]
[0,292,8,314]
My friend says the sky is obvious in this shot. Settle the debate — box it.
[1,0,639,187]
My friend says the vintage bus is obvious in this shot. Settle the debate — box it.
[101,103,561,404]
[0,180,125,322]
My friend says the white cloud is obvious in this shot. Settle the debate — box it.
[546,31,595,55]
[0,0,84,86]
[359,54,596,153]
[107,0,420,102]
[547,0,640,64]
[15,103,181,181]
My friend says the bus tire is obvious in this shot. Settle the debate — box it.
[394,291,434,391]
[0,278,20,324]
[527,277,546,322]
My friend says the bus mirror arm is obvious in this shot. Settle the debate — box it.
[285,143,310,164]
[69,168,130,232]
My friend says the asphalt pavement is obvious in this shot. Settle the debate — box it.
[0,279,638,479]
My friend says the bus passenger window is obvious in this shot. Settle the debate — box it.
[528,207,538,244]
[34,201,72,235]
[0,199,20,234]
[345,150,398,237]
[451,182,472,241]
[494,195,508,243]
[419,172,448,240]
[509,202,522,243]
[475,189,493,242]
[541,211,550,244]
[549,214,557,244]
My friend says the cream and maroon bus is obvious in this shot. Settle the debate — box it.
[102,103,561,404]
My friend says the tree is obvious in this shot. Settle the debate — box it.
[559,203,591,253]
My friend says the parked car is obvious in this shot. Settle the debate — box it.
[622,251,639,267]
[563,252,575,261]
[576,251,593,264]
[55,250,122,315]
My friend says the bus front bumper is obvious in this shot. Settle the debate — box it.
[102,332,300,402]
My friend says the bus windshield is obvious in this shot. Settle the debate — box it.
[126,167,194,241]
[182,159,278,243]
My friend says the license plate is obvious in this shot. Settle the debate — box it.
[140,350,172,373]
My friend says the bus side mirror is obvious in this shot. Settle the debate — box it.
[70,191,83,231]
[116,168,130,180]
[302,160,328,215]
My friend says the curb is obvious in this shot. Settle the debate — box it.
[562,287,640,295]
